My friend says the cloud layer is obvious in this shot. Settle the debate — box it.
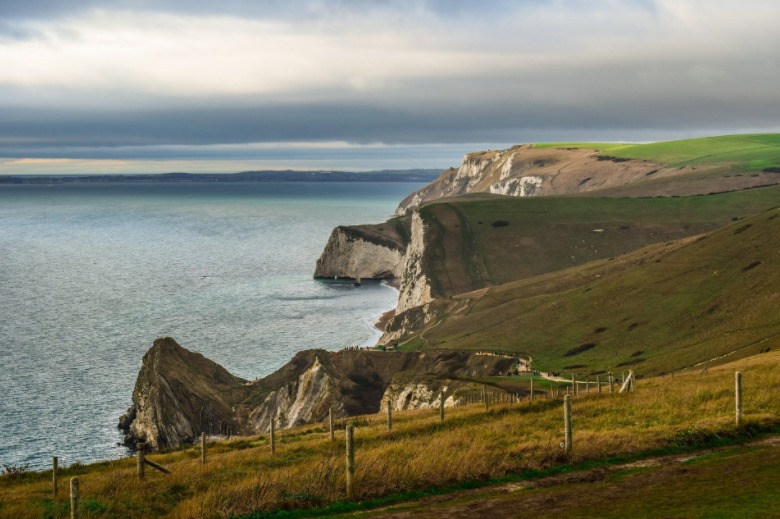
[1,0,779,172]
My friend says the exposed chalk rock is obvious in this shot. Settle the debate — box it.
[314,224,408,282]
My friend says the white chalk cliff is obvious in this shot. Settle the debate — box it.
[314,225,407,281]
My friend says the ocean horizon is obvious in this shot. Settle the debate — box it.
[0,181,423,470]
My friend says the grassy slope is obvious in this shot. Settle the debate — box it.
[417,184,780,293]
[2,351,780,518]
[534,133,780,170]
[405,205,780,377]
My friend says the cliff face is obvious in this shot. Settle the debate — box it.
[396,145,661,215]
[314,221,410,282]
[121,339,517,450]
[396,212,434,313]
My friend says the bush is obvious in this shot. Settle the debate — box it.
[2,463,29,479]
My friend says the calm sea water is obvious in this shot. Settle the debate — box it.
[0,182,422,470]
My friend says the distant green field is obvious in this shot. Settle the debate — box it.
[534,134,780,170]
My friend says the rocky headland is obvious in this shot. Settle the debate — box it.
[313,220,410,284]
[120,337,516,450]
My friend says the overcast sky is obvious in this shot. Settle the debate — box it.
[1,0,779,174]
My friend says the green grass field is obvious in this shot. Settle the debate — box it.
[399,204,780,377]
[416,184,780,295]
[534,134,780,170]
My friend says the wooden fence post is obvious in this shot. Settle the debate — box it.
[630,370,636,392]
[270,419,276,454]
[387,399,393,431]
[201,432,206,464]
[609,372,614,393]
[137,442,145,480]
[483,385,488,410]
[52,456,58,499]
[619,371,634,393]
[597,375,601,395]
[345,424,355,500]
[530,378,535,402]
[70,477,79,519]
[735,371,743,426]
[329,408,335,439]
[571,373,575,397]
[563,394,572,454]
[586,379,590,394]
[439,393,445,422]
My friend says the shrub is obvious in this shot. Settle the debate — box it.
[2,464,29,479]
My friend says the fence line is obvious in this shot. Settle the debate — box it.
[43,368,753,513]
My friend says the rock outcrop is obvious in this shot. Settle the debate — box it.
[120,338,517,450]
[118,337,251,450]
[314,220,410,283]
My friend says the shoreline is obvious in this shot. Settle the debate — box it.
[374,280,399,334]
[359,280,399,346]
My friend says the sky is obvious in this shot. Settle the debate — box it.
[1,0,779,174]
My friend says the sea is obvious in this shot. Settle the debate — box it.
[0,181,423,471]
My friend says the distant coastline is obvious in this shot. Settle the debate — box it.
[0,169,441,184]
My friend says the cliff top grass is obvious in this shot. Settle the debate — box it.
[401,205,780,377]
[416,183,780,294]
[534,133,780,171]
[2,351,780,518]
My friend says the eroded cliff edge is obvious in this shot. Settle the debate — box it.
[314,218,411,283]
[119,337,516,450]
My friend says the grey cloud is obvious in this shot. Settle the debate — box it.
[1,0,779,162]
[4,41,779,145]
[2,81,779,159]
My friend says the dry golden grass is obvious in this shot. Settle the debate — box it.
[2,350,780,518]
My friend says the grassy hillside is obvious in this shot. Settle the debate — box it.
[416,184,780,296]
[535,134,780,171]
[401,205,780,377]
[353,438,780,518]
[2,351,779,518]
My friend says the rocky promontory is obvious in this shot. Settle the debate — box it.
[118,337,251,450]
[314,218,411,284]
[120,337,517,451]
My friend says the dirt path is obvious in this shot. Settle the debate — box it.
[326,436,780,518]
